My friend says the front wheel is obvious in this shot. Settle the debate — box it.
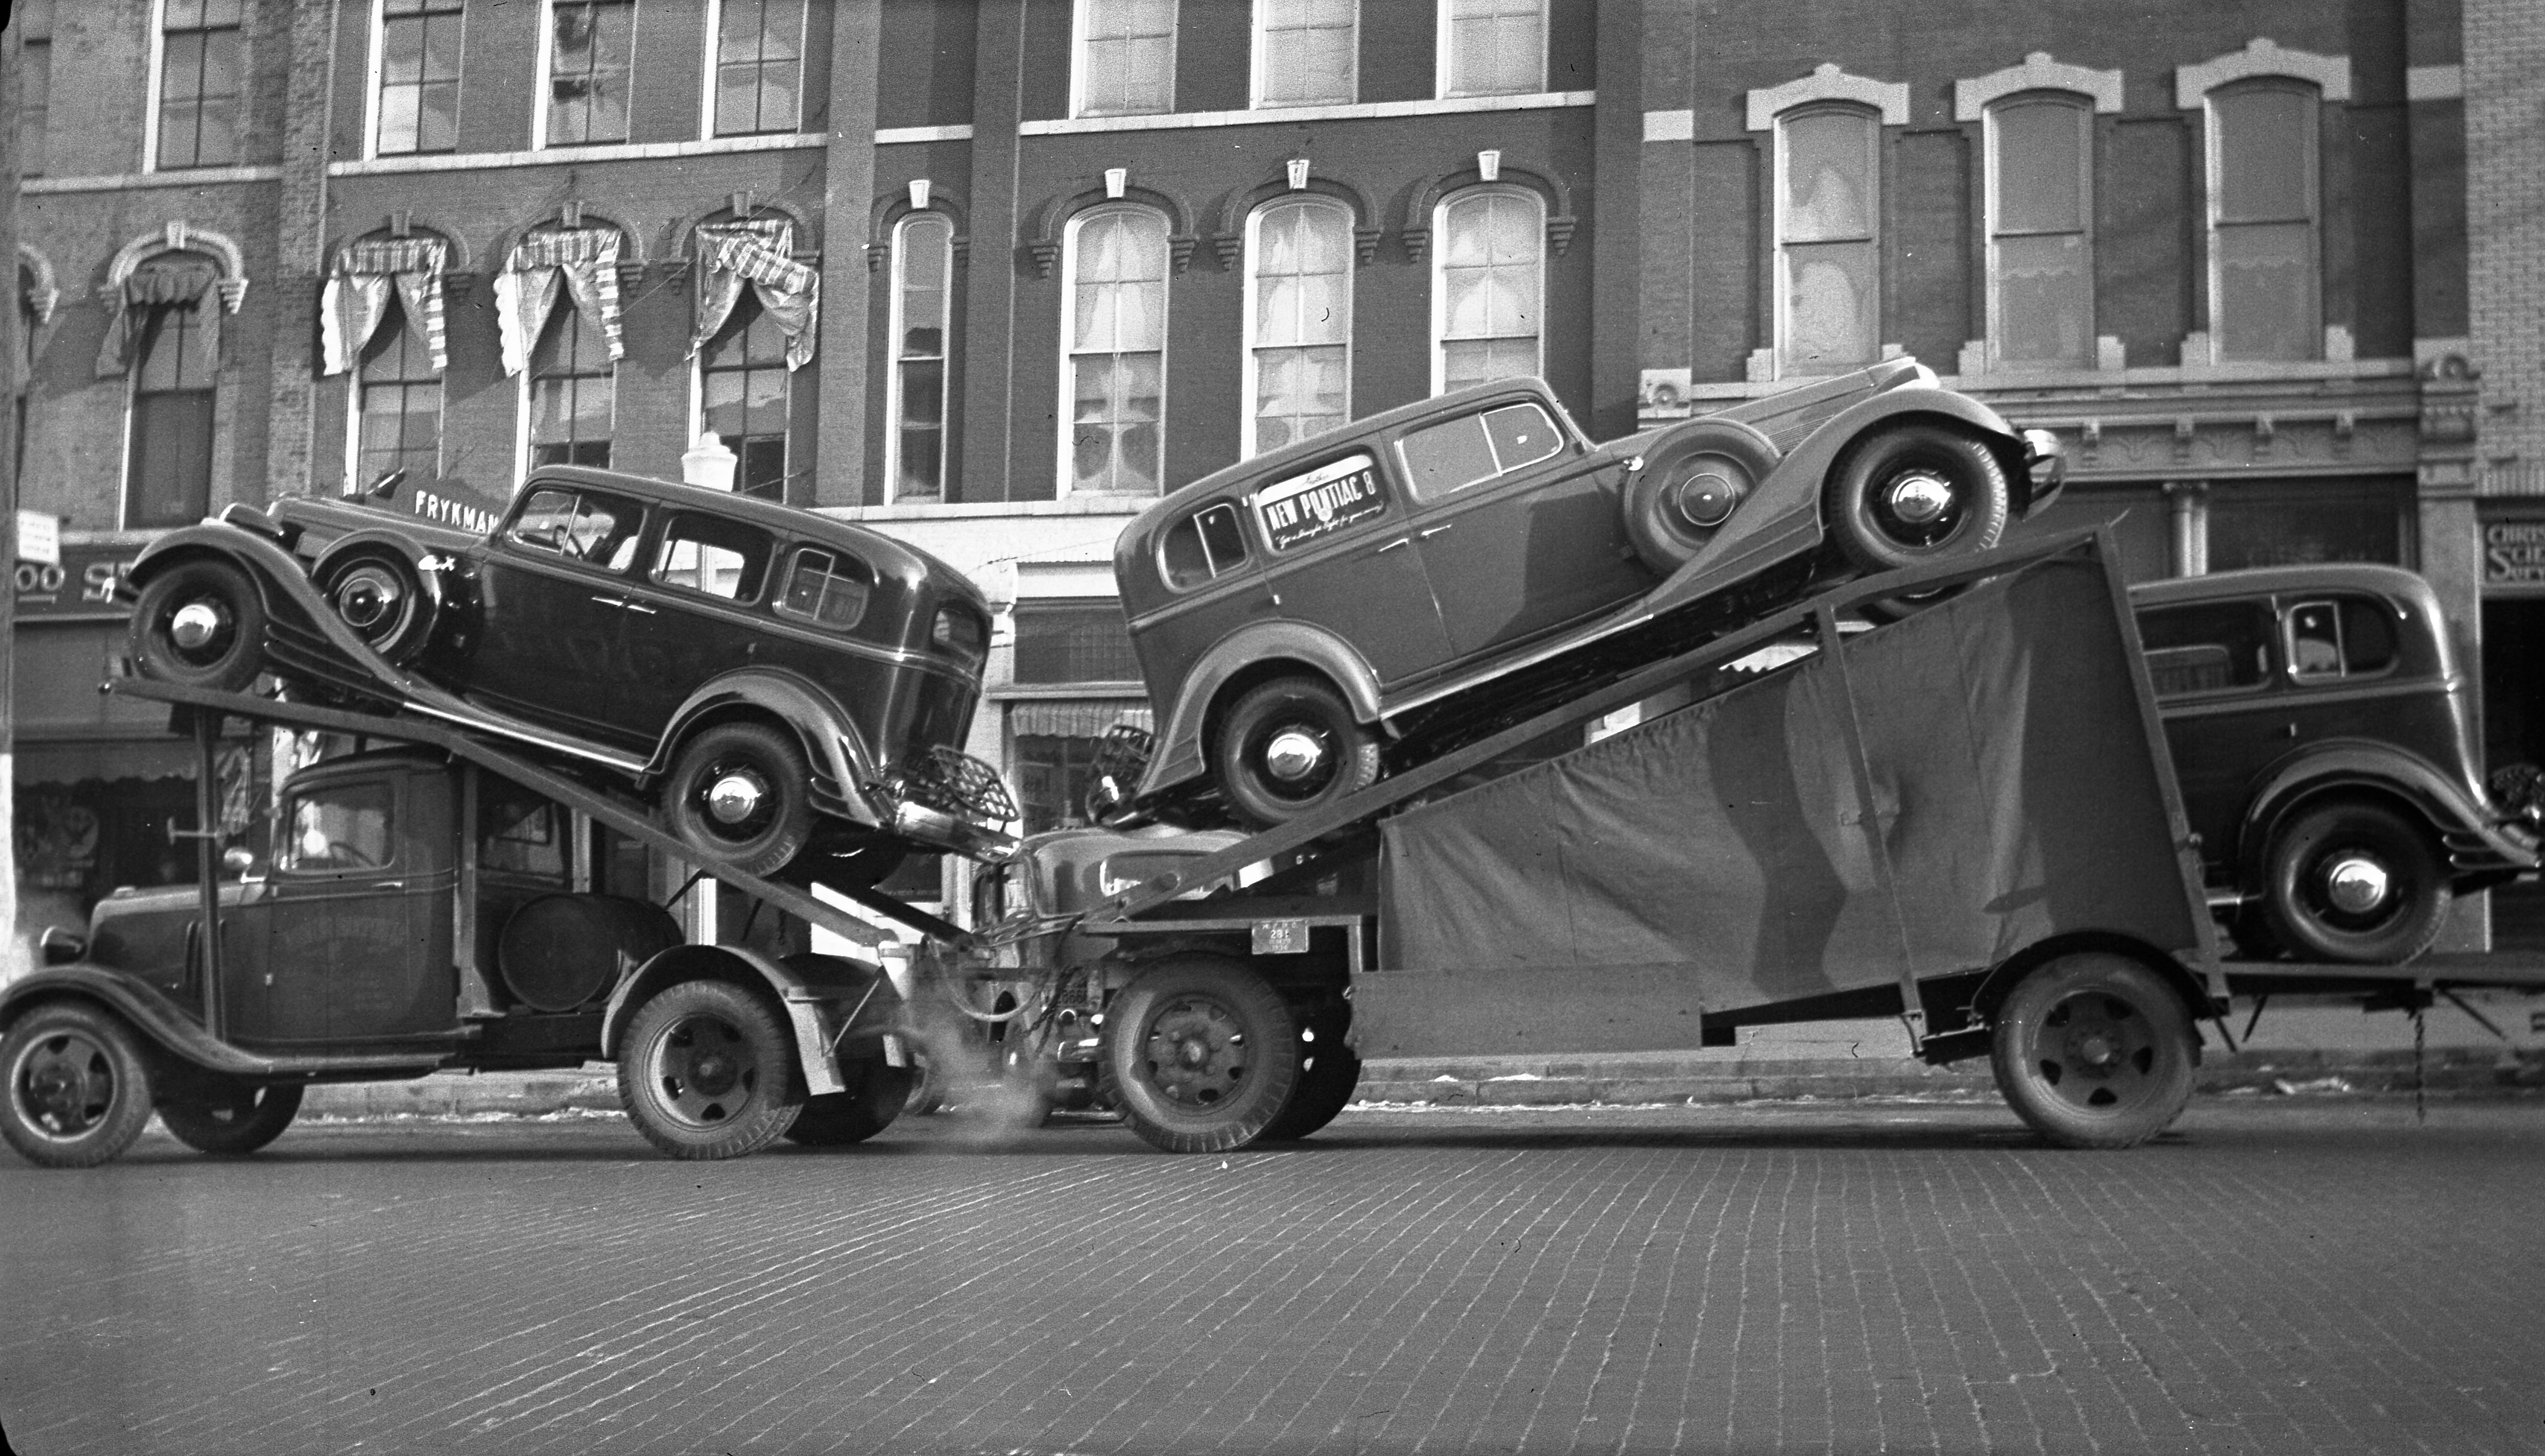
[662,721,816,877]
[617,980,805,1160]
[1212,676,1382,829]
[1990,953,2197,1149]
[129,558,268,693]
[2258,800,2451,964]
[1,1004,158,1169]
[1825,424,2011,576]
[159,1082,303,1157]
[1100,957,1301,1154]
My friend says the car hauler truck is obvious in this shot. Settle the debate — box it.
[952,531,2545,1153]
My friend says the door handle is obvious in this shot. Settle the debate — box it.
[1375,538,1410,554]
[622,602,658,616]
[375,880,405,891]
[1418,525,1453,539]
[589,594,626,608]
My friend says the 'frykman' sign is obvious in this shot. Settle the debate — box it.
[1253,453,1388,553]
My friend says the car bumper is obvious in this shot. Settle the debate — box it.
[891,800,1020,862]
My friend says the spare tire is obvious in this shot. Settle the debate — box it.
[497,894,684,1012]
[1620,419,1783,573]
[315,543,441,666]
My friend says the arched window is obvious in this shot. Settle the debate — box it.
[1774,105,1880,375]
[887,214,955,500]
[700,296,790,500]
[1986,94,2094,369]
[1245,197,1352,455]
[1062,206,1169,494]
[529,307,614,469]
[1432,186,1541,394]
[2207,79,2321,362]
[124,250,223,527]
[353,305,442,487]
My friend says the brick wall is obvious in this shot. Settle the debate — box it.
[2466,0,2545,490]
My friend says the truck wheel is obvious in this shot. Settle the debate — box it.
[1100,956,1302,1154]
[316,546,437,666]
[1,1003,157,1169]
[617,980,805,1160]
[1259,1045,1361,1141]
[662,721,816,877]
[130,558,267,693]
[783,1059,911,1146]
[1990,953,2196,1150]
[1620,419,1782,573]
[158,1082,302,1157]
[2258,801,2451,965]
[1214,676,1382,829]
[1825,424,2010,575]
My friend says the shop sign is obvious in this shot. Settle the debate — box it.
[2486,519,2545,588]
[15,543,142,619]
[17,509,60,566]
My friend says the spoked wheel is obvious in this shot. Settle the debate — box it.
[1,1004,158,1169]
[783,1058,911,1147]
[129,558,268,692]
[316,547,438,665]
[617,981,804,1160]
[1990,953,2197,1149]
[159,1083,303,1157]
[2258,800,2451,965]
[1213,676,1382,829]
[662,721,816,876]
[1101,956,1301,1154]
[1825,424,2010,615]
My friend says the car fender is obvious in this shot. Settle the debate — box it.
[599,944,905,1097]
[649,669,881,824]
[1137,621,1385,799]
[1779,386,2031,511]
[0,964,294,1080]
[125,522,436,698]
[2234,741,2526,876]
[308,527,457,633]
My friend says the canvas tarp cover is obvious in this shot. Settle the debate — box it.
[1373,557,2199,1047]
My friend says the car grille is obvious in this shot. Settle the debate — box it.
[884,746,1018,826]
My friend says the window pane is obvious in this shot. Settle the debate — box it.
[1399,414,1499,499]
[1483,402,1560,471]
[1782,110,1874,242]
[1259,0,1354,105]
[2138,602,2275,697]
[548,0,632,144]
[2215,85,2313,223]
[529,308,615,464]
[280,786,393,872]
[1438,189,1543,384]
[1013,605,1143,684]
[1070,354,1163,493]
[128,391,216,528]
[2214,222,2314,362]
[1446,0,1541,96]
[1993,99,2083,234]
[2207,483,2399,571]
[1081,0,1174,114]
[778,549,875,629]
[1073,212,1168,352]
[1253,347,1347,453]
[1995,233,2091,367]
[652,514,774,601]
[1783,239,1878,371]
[1440,338,1536,395]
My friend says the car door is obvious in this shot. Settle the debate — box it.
[1249,450,1452,686]
[465,484,650,746]
[614,510,782,739]
[1399,401,1653,658]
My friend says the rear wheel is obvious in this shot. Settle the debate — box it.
[129,558,267,693]
[159,1082,302,1157]
[1259,1043,1360,1141]
[617,980,805,1160]
[663,721,816,876]
[1101,957,1301,1154]
[1825,424,2011,576]
[1990,953,2196,1149]
[1213,676,1382,829]
[2258,800,2451,964]
[316,547,437,666]
[783,1059,911,1146]
[1,1004,157,1169]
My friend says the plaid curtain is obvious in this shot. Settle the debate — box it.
[495,226,627,376]
[93,257,223,379]
[320,237,449,376]
[689,220,819,370]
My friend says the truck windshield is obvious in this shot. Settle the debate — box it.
[277,784,393,872]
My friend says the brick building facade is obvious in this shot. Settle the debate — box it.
[9,0,2539,943]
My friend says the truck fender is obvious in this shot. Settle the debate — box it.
[600,944,904,1098]
[2235,744,2511,876]
[1137,621,1385,799]
[1966,934,2217,1049]
[646,670,880,826]
[0,966,290,1081]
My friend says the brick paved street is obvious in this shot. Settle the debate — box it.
[6,1100,2545,1455]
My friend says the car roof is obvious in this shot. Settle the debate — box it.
[2128,563,2441,616]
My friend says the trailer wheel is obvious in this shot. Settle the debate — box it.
[1990,953,2196,1149]
[1259,1045,1361,1142]
[159,1082,302,1157]
[1,1003,157,1169]
[1214,676,1382,829]
[662,721,816,877]
[316,546,437,666]
[130,558,267,693]
[783,1059,910,1146]
[2257,800,2451,965]
[617,980,805,1160]
[1826,424,2010,574]
[1101,957,1302,1154]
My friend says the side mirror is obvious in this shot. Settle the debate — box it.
[221,846,257,877]
[39,927,88,966]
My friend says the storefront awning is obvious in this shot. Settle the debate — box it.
[14,738,209,787]
[1008,702,1152,738]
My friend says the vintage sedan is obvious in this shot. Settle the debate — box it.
[1111,360,2064,826]
[121,469,1014,875]
[2131,564,2537,963]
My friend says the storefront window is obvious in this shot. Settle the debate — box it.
[2207,482,2401,571]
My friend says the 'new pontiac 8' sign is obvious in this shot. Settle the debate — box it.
[1253,453,1387,553]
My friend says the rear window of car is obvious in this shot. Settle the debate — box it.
[1252,453,1389,553]
[775,548,876,630]
[1161,502,1252,589]
[2287,597,2400,681]
[651,513,775,603]
[507,488,645,570]
[2138,601,2275,698]
[1396,403,1566,501]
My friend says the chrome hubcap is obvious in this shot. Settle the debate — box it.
[1886,472,1955,525]
[1263,729,1328,784]
[2324,855,2392,915]
[707,773,766,825]
[1674,465,1741,528]
[171,602,223,650]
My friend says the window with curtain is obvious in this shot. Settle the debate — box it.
[1016,734,1110,835]
[1988,95,2093,369]
[1065,207,1169,494]
[546,0,634,146]
[713,0,805,136]
[1247,198,1352,455]
[2208,79,2320,362]
[376,0,464,156]
[20,0,51,179]
[157,0,243,170]
[701,297,790,501]
[529,307,614,468]
[354,307,442,488]
[126,256,222,529]
[1434,187,1541,394]
[1257,0,1354,107]
[1076,0,1175,118]
[1440,0,1542,98]
[1776,106,1880,375]
[1014,604,1143,684]
[889,214,954,501]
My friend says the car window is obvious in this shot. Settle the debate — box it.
[1252,452,1390,553]
[276,783,393,873]
[2287,597,2400,681]
[775,548,875,629]
[1397,403,1567,501]
[2137,601,2275,699]
[1161,502,1252,589]
[507,488,644,571]
[477,780,566,880]
[2340,597,2399,673]
[651,513,774,603]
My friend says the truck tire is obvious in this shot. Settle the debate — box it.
[1620,419,1781,573]
[315,545,438,666]
[1990,953,2196,1150]
[1100,956,1302,1154]
[783,1059,911,1146]
[662,721,816,877]
[129,558,267,693]
[2257,800,2451,965]
[1,1003,158,1169]
[1258,1045,1361,1142]
[616,980,805,1160]
[1213,676,1382,830]
[1825,424,2010,575]
[159,1082,302,1157]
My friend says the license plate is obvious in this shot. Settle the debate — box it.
[1251,918,1310,955]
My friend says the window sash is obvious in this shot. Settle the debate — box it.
[701,300,790,500]
[1986,98,2093,369]
[376,0,464,156]
[714,0,806,136]
[355,311,443,486]
[1775,108,1881,375]
[528,308,615,469]
[1256,0,1355,106]
[889,216,955,501]
[2206,82,2321,362]
[129,388,216,529]
[156,13,243,170]
[1432,189,1541,393]
[1247,200,1353,455]
[546,0,635,147]
[1441,0,1543,98]
[1077,0,1176,117]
